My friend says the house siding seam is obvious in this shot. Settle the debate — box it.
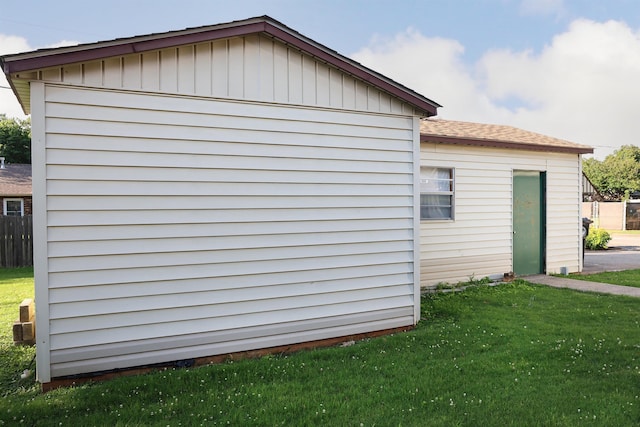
[419,143,582,286]
[41,84,418,378]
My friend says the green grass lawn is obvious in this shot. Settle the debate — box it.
[1,269,639,426]
[571,269,640,288]
[0,267,37,398]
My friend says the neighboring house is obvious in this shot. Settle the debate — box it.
[419,119,592,284]
[1,16,441,387]
[0,159,32,216]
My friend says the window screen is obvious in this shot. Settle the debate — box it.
[420,167,454,220]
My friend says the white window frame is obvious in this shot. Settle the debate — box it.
[420,167,455,220]
[3,198,24,216]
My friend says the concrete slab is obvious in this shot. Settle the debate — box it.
[525,274,640,297]
[525,233,640,297]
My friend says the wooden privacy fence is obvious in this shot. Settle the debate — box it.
[0,215,33,268]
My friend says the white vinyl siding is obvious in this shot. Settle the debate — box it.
[15,34,418,116]
[545,160,583,273]
[39,84,418,378]
[420,142,582,286]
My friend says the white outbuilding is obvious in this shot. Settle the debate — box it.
[2,16,593,389]
[1,16,440,388]
[419,119,592,286]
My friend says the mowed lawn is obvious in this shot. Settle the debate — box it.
[0,268,638,426]
[0,267,36,398]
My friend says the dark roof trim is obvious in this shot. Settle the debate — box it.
[1,21,267,73]
[1,16,441,116]
[420,134,594,155]
[264,23,441,116]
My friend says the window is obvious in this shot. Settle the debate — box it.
[420,167,454,220]
[3,198,24,216]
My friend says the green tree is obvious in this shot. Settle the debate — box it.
[583,145,640,200]
[0,115,31,164]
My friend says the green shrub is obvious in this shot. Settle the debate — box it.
[585,228,612,250]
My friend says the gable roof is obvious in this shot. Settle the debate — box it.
[0,164,32,196]
[420,119,593,155]
[1,15,441,117]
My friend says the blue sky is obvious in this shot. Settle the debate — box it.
[2,0,640,158]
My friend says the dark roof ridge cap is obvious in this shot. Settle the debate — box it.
[261,20,441,112]
[1,16,274,62]
[1,17,271,72]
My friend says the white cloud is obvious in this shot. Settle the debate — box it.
[0,34,31,56]
[352,29,513,123]
[0,35,32,119]
[479,19,640,158]
[352,19,640,159]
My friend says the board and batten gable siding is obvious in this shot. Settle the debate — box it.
[33,83,420,379]
[419,142,582,286]
[18,34,419,116]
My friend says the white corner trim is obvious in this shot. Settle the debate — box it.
[412,116,421,323]
[30,81,51,384]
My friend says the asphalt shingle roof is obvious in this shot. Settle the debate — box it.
[0,164,32,196]
[420,119,593,154]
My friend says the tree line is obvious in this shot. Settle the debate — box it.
[0,114,31,164]
[583,145,640,201]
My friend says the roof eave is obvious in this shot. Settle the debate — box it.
[1,16,440,117]
[1,73,30,115]
[421,134,594,155]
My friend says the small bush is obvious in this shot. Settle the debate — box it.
[585,228,611,250]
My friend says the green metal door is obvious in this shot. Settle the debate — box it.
[513,171,545,275]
